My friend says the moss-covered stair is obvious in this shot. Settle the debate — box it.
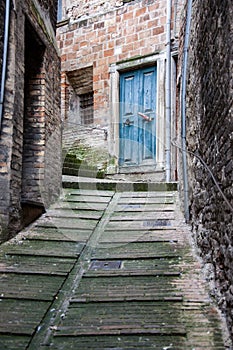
[0,186,228,349]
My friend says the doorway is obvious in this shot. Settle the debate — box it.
[119,66,157,169]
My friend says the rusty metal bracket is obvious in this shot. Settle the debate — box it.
[138,112,154,122]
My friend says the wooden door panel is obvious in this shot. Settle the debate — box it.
[120,67,156,167]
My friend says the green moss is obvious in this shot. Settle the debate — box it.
[62,142,108,178]
[0,225,10,244]
[116,52,160,65]
[30,1,54,44]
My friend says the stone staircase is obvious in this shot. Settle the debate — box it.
[0,182,230,349]
[62,124,166,182]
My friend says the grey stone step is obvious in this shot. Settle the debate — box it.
[62,175,178,191]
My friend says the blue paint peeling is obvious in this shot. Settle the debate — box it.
[119,66,157,166]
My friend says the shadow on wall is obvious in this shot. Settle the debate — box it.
[21,203,45,229]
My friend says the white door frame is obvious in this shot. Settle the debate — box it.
[109,53,166,173]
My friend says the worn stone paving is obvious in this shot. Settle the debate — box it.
[0,185,228,349]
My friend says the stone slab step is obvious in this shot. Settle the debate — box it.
[62,175,178,191]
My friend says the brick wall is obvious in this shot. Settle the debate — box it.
[181,0,233,338]
[43,47,62,207]
[0,0,61,241]
[58,0,169,123]
[64,0,135,22]
[57,0,184,174]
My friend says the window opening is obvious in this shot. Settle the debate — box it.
[79,92,94,125]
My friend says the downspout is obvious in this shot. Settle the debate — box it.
[165,0,172,182]
[0,0,11,129]
[181,0,193,222]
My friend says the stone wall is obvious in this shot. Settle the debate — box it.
[0,1,5,78]
[0,0,61,241]
[64,0,134,23]
[37,0,58,29]
[182,0,233,338]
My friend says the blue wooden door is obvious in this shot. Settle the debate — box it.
[119,66,157,167]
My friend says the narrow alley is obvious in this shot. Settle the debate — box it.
[0,1,232,348]
[0,179,228,349]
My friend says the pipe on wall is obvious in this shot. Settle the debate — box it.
[181,0,193,222]
[0,0,11,129]
[165,0,172,182]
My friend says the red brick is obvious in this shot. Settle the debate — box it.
[108,40,114,49]
[80,40,89,48]
[116,37,125,46]
[104,48,114,58]
[132,48,141,57]
[138,39,146,49]
[61,54,67,62]
[126,33,138,44]
[133,40,142,50]
[101,72,109,80]
[123,11,134,21]
[123,25,134,36]
[107,25,117,33]
[94,21,104,30]
[119,52,129,61]
[160,16,166,25]
[104,80,109,88]
[123,42,134,52]
[149,11,159,20]
[66,32,74,39]
[135,7,147,17]
[142,13,150,21]
[93,74,101,83]
[96,58,107,67]
[86,31,97,41]
[152,26,164,35]
[129,16,139,26]
[148,3,160,11]
[147,19,159,29]
[73,44,79,51]
[139,30,151,40]
[64,39,73,46]
[107,56,115,65]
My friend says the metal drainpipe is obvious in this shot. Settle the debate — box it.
[181,0,193,222]
[0,0,11,129]
[165,0,172,182]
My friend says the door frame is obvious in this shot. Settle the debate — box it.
[119,66,157,168]
[109,53,166,174]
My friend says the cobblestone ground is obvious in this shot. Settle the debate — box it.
[0,184,230,349]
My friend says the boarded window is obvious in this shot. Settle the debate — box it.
[66,66,93,125]
[79,92,94,125]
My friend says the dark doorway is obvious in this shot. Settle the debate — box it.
[21,20,46,226]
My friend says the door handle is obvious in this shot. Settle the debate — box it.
[123,118,134,126]
[138,112,154,122]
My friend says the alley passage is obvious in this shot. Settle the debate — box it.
[0,184,226,349]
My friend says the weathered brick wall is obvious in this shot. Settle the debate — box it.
[64,0,136,22]
[182,0,233,338]
[58,0,170,123]
[57,0,184,174]
[43,48,62,208]
[0,0,61,241]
